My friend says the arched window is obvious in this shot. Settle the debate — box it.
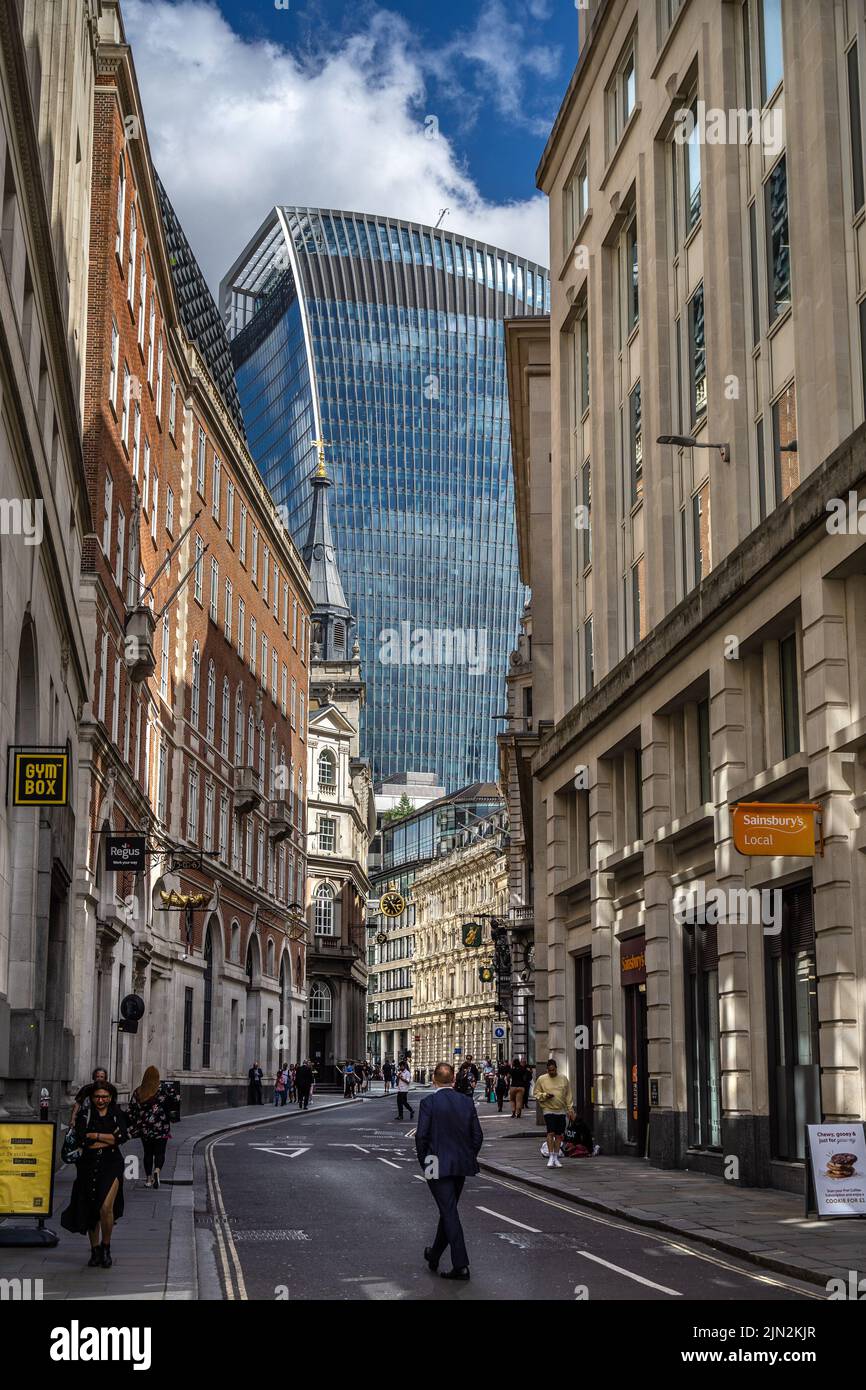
[221,677,230,757]
[191,642,200,726]
[206,660,216,743]
[314,882,335,935]
[309,980,332,1023]
[230,920,240,962]
[269,728,277,797]
[318,748,336,788]
[127,203,137,300]
[258,721,265,778]
[202,928,214,1068]
[247,707,254,764]
[235,686,244,764]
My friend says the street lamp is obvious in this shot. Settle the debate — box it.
[657,433,731,464]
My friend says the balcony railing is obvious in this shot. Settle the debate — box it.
[235,766,262,814]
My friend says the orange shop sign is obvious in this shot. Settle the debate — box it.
[731,802,822,857]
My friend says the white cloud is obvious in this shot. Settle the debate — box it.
[123,0,550,294]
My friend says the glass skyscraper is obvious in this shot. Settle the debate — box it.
[221,209,549,791]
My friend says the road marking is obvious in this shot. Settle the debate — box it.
[329,1143,370,1153]
[413,1174,426,1181]
[480,1175,823,1300]
[476,1206,541,1233]
[205,1137,248,1301]
[377,1157,402,1169]
[405,1128,416,1137]
[578,1250,681,1296]
[249,1146,310,1159]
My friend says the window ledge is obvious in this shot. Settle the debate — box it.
[726,752,809,806]
[559,209,593,281]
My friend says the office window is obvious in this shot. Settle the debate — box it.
[765,156,791,321]
[314,883,335,935]
[238,597,245,659]
[239,504,247,564]
[226,479,235,544]
[115,507,125,589]
[748,201,760,347]
[187,767,199,841]
[263,546,270,605]
[563,143,590,247]
[109,321,119,405]
[849,42,865,215]
[629,381,642,503]
[581,461,592,568]
[697,697,711,803]
[631,558,645,643]
[194,535,203,603]
[220,677,230,757]
[147,295,155,381]
[780,633,801,757]
[169,376,177,435]
[281,664,288,716]
[156,337,163,419]
[626,213,639,331]
[261,633,268,689]
[212,456,221,521]
[273,561,279,618]
[319,817,337,852]
[206,661,216,744]
[301,615,307,663]
[116,155,126,256]
[166,485,174,536]
[127,205,136,303]
[759,0,784,103]
[160,613,170,700]
[608,33,637,152]
[157,741,167,823]
[250,617,257,675]
[150,473,158,541]
[235,686,244,764]
[210,556,219,622]
[299,693,305,740]
[291,676,297,727]
[137,253,147,346]
[688,283,707,422]
[121,365,131,444]
[142,436,150,514]
[584,618,594,691]
[684,100,701,232]
[219,793,228,862]
[692,482,710,583]
[197,426,206,496]
[204,781,214,852]
[102,473,113,555]
[272,648,278,702]
[292,598,298,647]
[130,402,140,480]
[252,526,259,586]
[224,578,233,642]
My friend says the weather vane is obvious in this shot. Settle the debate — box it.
[311,438,331,478]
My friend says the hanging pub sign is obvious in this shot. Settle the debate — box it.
[731,802,822,857]
[10,748,68,807]
[479,964,495,983]
[106,835,146,872]
[805,1122,866,1219]
[461,921,485,949]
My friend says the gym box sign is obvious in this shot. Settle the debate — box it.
[10,749,68,807]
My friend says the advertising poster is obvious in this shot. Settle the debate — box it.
[0,1121,56,1216]
[806,1123,866,1218]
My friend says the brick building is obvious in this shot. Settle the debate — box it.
[73,2,312,1111]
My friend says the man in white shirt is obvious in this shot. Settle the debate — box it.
[396,1060,415,1121]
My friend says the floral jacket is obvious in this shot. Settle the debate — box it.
[127,1086,172,1141]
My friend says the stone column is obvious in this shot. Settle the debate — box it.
[642,714,678,1166]
[590,761,616,1150]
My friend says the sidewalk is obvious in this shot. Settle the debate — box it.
[0,1093,378,1301]
[474,1107,864,1289]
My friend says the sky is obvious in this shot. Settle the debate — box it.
[123,0,578,293]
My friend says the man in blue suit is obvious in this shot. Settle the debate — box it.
[415,1061,484,1281]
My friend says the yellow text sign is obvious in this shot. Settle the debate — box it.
[731,802,820,857]
[0,1122,56,1215]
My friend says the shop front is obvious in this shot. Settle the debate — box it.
[620,935,648,1156]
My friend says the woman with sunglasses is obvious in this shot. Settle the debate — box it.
[60,1081,128,1267]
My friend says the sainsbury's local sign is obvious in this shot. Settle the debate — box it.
[731,802,822,857]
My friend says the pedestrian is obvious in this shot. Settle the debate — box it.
[382,1060,393,1095]
[416,1061,483,1281]
[273,1067,287,1106]
[533,1058,574,1169]
[508,1056,531,1118]
[482,1056,495,1102]
[295,1059,313,1109]
[70,1066,109,1126]
[454,1062,473,1096]
[60,1081,128,1268]
[127,1065,172,1189]
[343,1060,355,1098]
[248,1061,263,1105]
[495,1060,511,1113]
[395,1057,414,1121]
[288,1064,297,1103]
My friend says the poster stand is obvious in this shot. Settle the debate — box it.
[0,1120,59,1246]
[804,1121,866,1221]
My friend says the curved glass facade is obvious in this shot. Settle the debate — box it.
[222,209,549,792]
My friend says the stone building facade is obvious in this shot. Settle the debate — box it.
[0,1,98,1121]
[73,2,312,1111]
[411,811,509,1073]
[518,0,866,1188]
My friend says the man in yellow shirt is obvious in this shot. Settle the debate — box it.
[533,1059,574,1169]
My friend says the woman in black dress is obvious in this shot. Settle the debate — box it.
[60,1081,128,1267]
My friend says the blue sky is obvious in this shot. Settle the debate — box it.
[123,0,577,290]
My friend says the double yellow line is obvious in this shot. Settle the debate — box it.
[204,1135,247,1300]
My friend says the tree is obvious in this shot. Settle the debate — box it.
[383,794,415,825]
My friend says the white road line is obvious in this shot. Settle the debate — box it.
[413,1174,426,1181]
[328,1143,370,1153]
[377,1157,402,1169]
[480,1174,823,1300]
[476,1206,541,1233]
[579,1250,681,1296]
[249,1146,310,1159]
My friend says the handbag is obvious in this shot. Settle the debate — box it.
[61,1126,82,1165]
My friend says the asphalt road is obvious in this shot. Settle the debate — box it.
[201,1097,823,1302]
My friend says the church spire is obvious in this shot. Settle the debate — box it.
[302,439,355,661]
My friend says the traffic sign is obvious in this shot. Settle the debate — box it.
[493,1025,506,1039]
[454,1046,462,1055]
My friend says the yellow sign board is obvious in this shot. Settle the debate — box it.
[12,751,68,806]
[0,1122,56,1216]
[731,802,821,857]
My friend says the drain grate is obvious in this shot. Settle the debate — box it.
[229,1229,311,1242]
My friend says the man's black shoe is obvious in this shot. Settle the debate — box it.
[424,1247,439,1272]
[440,1267,470,1281]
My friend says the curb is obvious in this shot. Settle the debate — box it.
[166,1095,387,1299]
[477,1157,834,1291]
